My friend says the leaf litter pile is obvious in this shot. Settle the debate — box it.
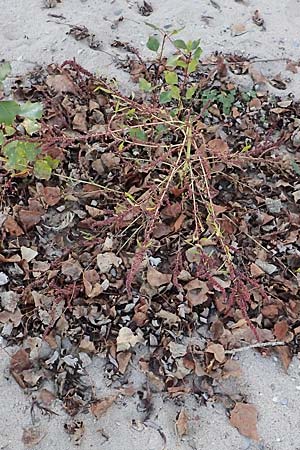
[1,37,300,442]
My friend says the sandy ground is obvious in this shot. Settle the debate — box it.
[1,1,300,449]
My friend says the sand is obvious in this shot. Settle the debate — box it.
[1,1,300,449]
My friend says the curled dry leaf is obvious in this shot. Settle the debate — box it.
[147,266,172,288]
[83,269,102,298]
[205,343,226,363]
[230,403,259,441]
[116,326,144,352]
[91,395,117,419]
[176,408,189,437]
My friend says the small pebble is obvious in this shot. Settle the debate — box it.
[280,398,288,406]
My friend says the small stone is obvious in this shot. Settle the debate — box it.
[265,198,282,214]
[255,259,278,275]
[0,272,9,286]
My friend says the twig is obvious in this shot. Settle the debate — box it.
[225,340,285,355]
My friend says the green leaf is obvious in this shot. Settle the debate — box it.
[0,62,11,86]
[167,55,180,67]
[43,155,59,169]
[0,131,4,146]
[23,118,41,135]
[147,36,160,52]
[139,78,152,92]
[129,128,147,141]
[0,101,20,126]
[186,85,197,100]
[155,124,168,133]
[144,22,160,31]
[191,39,201,50]
[33,159,52,180]
[164,71,178,85]
[176,60,188,69]
[291,159,300,175]
[170,85,180,100]
[159,90,173,104]
[193,47,203,60]
[187,59,198,74]
[4,125,15,136]
[186,40,194,52]
[19,101,43,120]
[3,141,40,171]
[173,39,187,50]
[33,156,59,180]
[169,27,185,36]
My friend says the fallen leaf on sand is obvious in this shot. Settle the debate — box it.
[176,408,189,437]
[230,403,259,441]
[231,23,247,36]
[91,396,117,419]
[10,349,31,373]
[276,345,292,372]
[22,426,45,448]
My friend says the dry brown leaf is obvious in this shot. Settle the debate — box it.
[206,343,226,363]
[157,309,180,325]
[222,360,242,379]
[207,138,229,158]
[4,215,24,236]
[231,23,247,36]
[273,320,289,341]
[286,60,298,74]
[176,408,189,437]
[42,186,61,206]
[90,396,117,419]
[116,327,144,352]
[230,403,259,441]
[147,266,172,288]
[83,269,102,298]
[61,258,83,280]
[96,252,122,274]
[276,345,292,372]
[22,426,45,448]
[18,208,43,231]
[10,349,31,373]
[117,351,132,374]
[46,73,79,95]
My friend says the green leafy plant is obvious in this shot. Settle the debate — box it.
[140,25,203,108]
[0,62,59,179]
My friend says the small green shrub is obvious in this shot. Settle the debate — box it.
[0,62,59,179]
